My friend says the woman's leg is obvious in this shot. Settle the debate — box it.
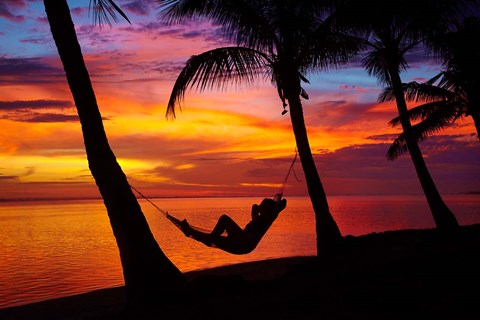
[210,215,243,238]
[181,220,213,246]
[210,215,254,254]
[183,215,251,254]
[182,215,242,248]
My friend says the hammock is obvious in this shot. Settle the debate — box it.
[130,151,299,236]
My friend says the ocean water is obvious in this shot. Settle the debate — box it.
[0,195,479,308]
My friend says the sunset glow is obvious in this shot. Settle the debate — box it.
[1,1,479,200]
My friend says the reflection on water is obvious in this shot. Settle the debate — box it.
[0,195,478,308]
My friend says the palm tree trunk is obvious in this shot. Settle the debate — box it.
[389,68,459,230]
[466,91,480,140]
[283,70,342,256]
[471,113,480,141]
[44,0,183,302]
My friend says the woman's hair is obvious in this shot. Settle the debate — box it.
[260,198,276,212]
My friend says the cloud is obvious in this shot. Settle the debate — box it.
[70,6,88,18]
[0,56,64,85]
[20,37,50,45]
[122,20,224,45]
[0,99,72,110]
[308,100,384,128]
[131,134,479,196]
[314,135,480,195]
[144,155,291,193]
[0,1,26,23]
[242,157,298,186]
[0,100,79,123]
[123,0,154,16]
[339,84,369,93]
[118,59,185,81]
[366,134,400,142]
[0,100,83,123]
[2,112,80,123]
[0,166,34,181]
[0,173,19,181]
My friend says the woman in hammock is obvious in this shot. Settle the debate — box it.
[180,197,287,254]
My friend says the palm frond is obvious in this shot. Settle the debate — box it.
[379,81,454,103]
[413,107,458,135]
[306,28,362,71]
[435,70,467,95]
[166,46,272,118]
[387,134,408,160]
[158,0,227,23]
[405,83,454,102]
[158,0,277,51]
[362,44,408,84]
[389,100,457,127]
[89,0,131,26]
[387,105,459,159]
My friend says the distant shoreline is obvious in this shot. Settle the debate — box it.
[1,192,479,203]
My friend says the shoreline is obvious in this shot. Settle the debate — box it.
[0,256,312,319]
[2,225,480,319]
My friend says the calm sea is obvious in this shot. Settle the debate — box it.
[0,195,479,308]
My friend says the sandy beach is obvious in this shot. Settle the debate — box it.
[2,224,480,319]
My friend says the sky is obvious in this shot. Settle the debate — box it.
[0,0,479,200]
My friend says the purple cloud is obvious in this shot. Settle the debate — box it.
[366,134,401,143]
[70,7,88,18]
[123,1,153,16]
[19,113,78,123]
[315,135,480,195]
[0,100,72,110]
[0,111,79,123]
[20,37,50,45]
[125,20,225,45]
[0,56,64,85]
[0,100,84,123]
[0,1,26,23]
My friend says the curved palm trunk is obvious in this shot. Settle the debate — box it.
[469,97,480,141]
[283,69,342,256]
[465,89,480,141]
[472,114,480,141]
[44,0,183,302]
[389,68,459,230]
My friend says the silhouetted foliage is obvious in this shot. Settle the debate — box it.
[158,0,363,255]
[333,0,480,230]
[380,16,480,157]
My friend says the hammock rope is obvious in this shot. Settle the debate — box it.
[130,150,299,234]
[130,184,213,233]
[278,149,300,194]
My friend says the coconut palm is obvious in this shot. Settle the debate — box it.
[335,0,480,230]
[380,16,480,158]
[157,0,360,255]
[43,0,183,302]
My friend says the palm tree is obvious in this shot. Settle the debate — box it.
[43,0,183,302]
[335,0,480,230]
[380,16,480,158]
[157,0,360,255]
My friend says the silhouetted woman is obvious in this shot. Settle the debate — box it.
[180,198,287,254]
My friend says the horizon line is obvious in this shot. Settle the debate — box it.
[1,191,479,203]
